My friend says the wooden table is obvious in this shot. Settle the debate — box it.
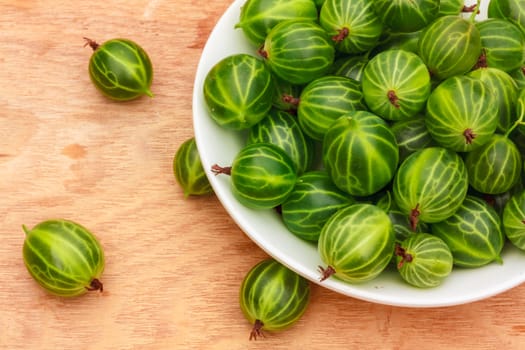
[2,1,525,349]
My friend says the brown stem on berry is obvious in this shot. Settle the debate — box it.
[318,265,336,282]
[332,27,349,43]
[462,4,480,13]
[410,203,420,231]
[282,94,300,107]
[474,49,488,69]
[387,90,400,108]
[211,164,232,176]
[394,243,413,269]
[464,128,476,144]
[83,37,99,51]
[86,278,103,292]
[249,319,265,340]
[257,46,268,59]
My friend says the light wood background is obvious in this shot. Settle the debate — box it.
[2,1,525,349]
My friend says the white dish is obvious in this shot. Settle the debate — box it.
[192,0,525,307]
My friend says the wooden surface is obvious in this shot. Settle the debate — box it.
[2,1,525,349]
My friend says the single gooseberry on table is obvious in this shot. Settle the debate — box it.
[84,37,153,101]
[239,258,310,340]
[22,219,105,297]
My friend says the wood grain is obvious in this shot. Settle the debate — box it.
[1,1,525,349]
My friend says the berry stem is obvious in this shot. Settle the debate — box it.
[86,278,103,292]
[257,46,268,59]
[410,203,420,231]
[211,164,232,176]
[394,243,413,269]
[282,94,300,107]
[83,37,99,51]
[318,265,336,282]
[463,128,476,144]
[463,4,480,13]
[250,320,265,340]
[474,49,488,69]
[332,27,349,43]
[387,90,400,108]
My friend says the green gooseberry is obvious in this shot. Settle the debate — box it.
[211,142,297,209]
[239,258,310,340]
[173,137,213,197]
[203,54,274,130]
[84,38,153,101]
[395,233,453,288]
[23,219,105,297]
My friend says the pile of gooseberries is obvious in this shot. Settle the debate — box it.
[187,0,525,340]
[201,0,525,317]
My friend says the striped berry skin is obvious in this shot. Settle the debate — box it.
[361,49,431,122]
[259,20,335,85]
[203,53,274,131]
[393,147,469,230]
[467,67,518,133]
[319,0,383,54]
[431,196,505,268]
[173,137,213,198]
[475,18,525,73]
[491,0,525,35]
[372,0,440,33]
[438,0,464,16]
[212,142,297,209]
[297,75,366,141]
[503,190,525,251]
[318,203,396,283]
[235,0,318,46]
[425,75,499,152]
[239,258,310,340]
[322,110,399,197]
[247,109,315,176]
[464,134,522,195]
[395,233,453,288]
[22,219,105,297]
[86,38,153,101]
[390,117,435,163]
[281,170,355,242]
[417,15,481,81]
